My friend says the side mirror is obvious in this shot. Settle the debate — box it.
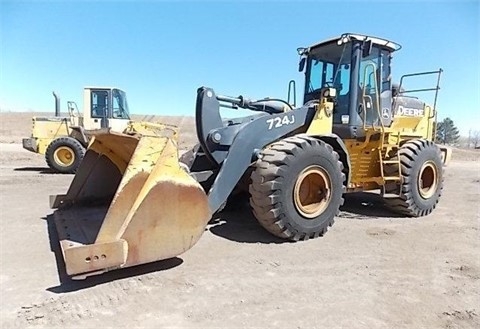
[362,40,372,58]
[299,57,306,72]
[287,80,296,107]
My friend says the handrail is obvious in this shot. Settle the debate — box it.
[361,62,384,134]
[287,80,296,108]
[395,68,443,119]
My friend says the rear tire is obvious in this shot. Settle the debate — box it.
[249,135,345,241]
[384,139,444,216]
[45,137,85,174]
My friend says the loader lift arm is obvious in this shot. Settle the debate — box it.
[193,87,318,213]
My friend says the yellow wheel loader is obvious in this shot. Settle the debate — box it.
[22,87,132,173]
[49,33,451,279]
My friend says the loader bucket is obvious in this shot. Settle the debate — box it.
[50,122,211,279]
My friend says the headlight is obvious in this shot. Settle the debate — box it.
[323,88,336,98]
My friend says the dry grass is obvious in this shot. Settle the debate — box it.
[131,114,197,150]
[2,112,480,159]
[451,147,480,161]
[0,112,197,149]
[0,112,51,143]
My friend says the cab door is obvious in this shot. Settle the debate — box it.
[89,89,110,129]
[109,89,131,132]
[82,89,111,130]
[358,46,393,127]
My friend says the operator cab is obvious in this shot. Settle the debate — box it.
[298,33,401,139]
[83,87,131,131]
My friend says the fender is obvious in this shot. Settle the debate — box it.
[311,134,351,186]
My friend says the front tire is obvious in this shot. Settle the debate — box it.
[249,135,345,241]
[384,139,444,216]
[45,137,85,174]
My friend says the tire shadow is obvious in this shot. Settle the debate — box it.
[209,192,404,243]
[339,192,404,219]
[44,214,183,293]
[14,167,63,174]
[208,204,288,244]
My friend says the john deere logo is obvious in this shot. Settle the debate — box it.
[382,108,390,119]
[397,105,424,117]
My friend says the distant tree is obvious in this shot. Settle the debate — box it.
[469,129,480,149]
[436,118,460,145]
[458,136,469,148]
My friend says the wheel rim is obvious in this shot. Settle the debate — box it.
[53,146,75,167]
[293,165,332,218]
[418,161,438,199]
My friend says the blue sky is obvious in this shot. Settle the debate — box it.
[1,0,479,135]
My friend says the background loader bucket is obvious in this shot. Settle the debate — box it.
[50,123,211,279]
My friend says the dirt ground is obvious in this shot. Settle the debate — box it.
[0,112,479,329]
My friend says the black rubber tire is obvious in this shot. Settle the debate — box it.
[384,139,444,217]
[45,137,85,174]
[249,135,345,241]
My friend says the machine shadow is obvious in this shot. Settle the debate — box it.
[339,192,404,219]
[44,214,183,294]
[209,192,403,243]
[14,167,61,174]
[208,201,288,244]
[43,192,402,290]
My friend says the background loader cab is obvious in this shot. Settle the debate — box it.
[23,87,131,174]
[70,87,131,131]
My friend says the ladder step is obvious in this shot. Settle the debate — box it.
[361,177,401,183]
[382,144,400,148]
[384,176,401,181]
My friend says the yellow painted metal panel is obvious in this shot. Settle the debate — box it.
[50,122,211,278]
[306,91,334,135]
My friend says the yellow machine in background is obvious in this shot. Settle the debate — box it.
[49,33,451,280]
[22,87,131,173]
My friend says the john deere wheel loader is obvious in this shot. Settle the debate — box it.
[49,33,451,279]
[22,87,131,173]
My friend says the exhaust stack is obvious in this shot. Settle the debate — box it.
[52,91,60,116]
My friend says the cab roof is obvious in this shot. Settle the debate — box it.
[299,33,402,54]
[83,86,125,91]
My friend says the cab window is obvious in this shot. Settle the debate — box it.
[380,49,391,92]
[307,59,335,92]
[336,64,351,96]
[111,89,130,119]
[359,46,381,94]
[91,90,109,118]
[113,94,128,119]
[359,45,382,125]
